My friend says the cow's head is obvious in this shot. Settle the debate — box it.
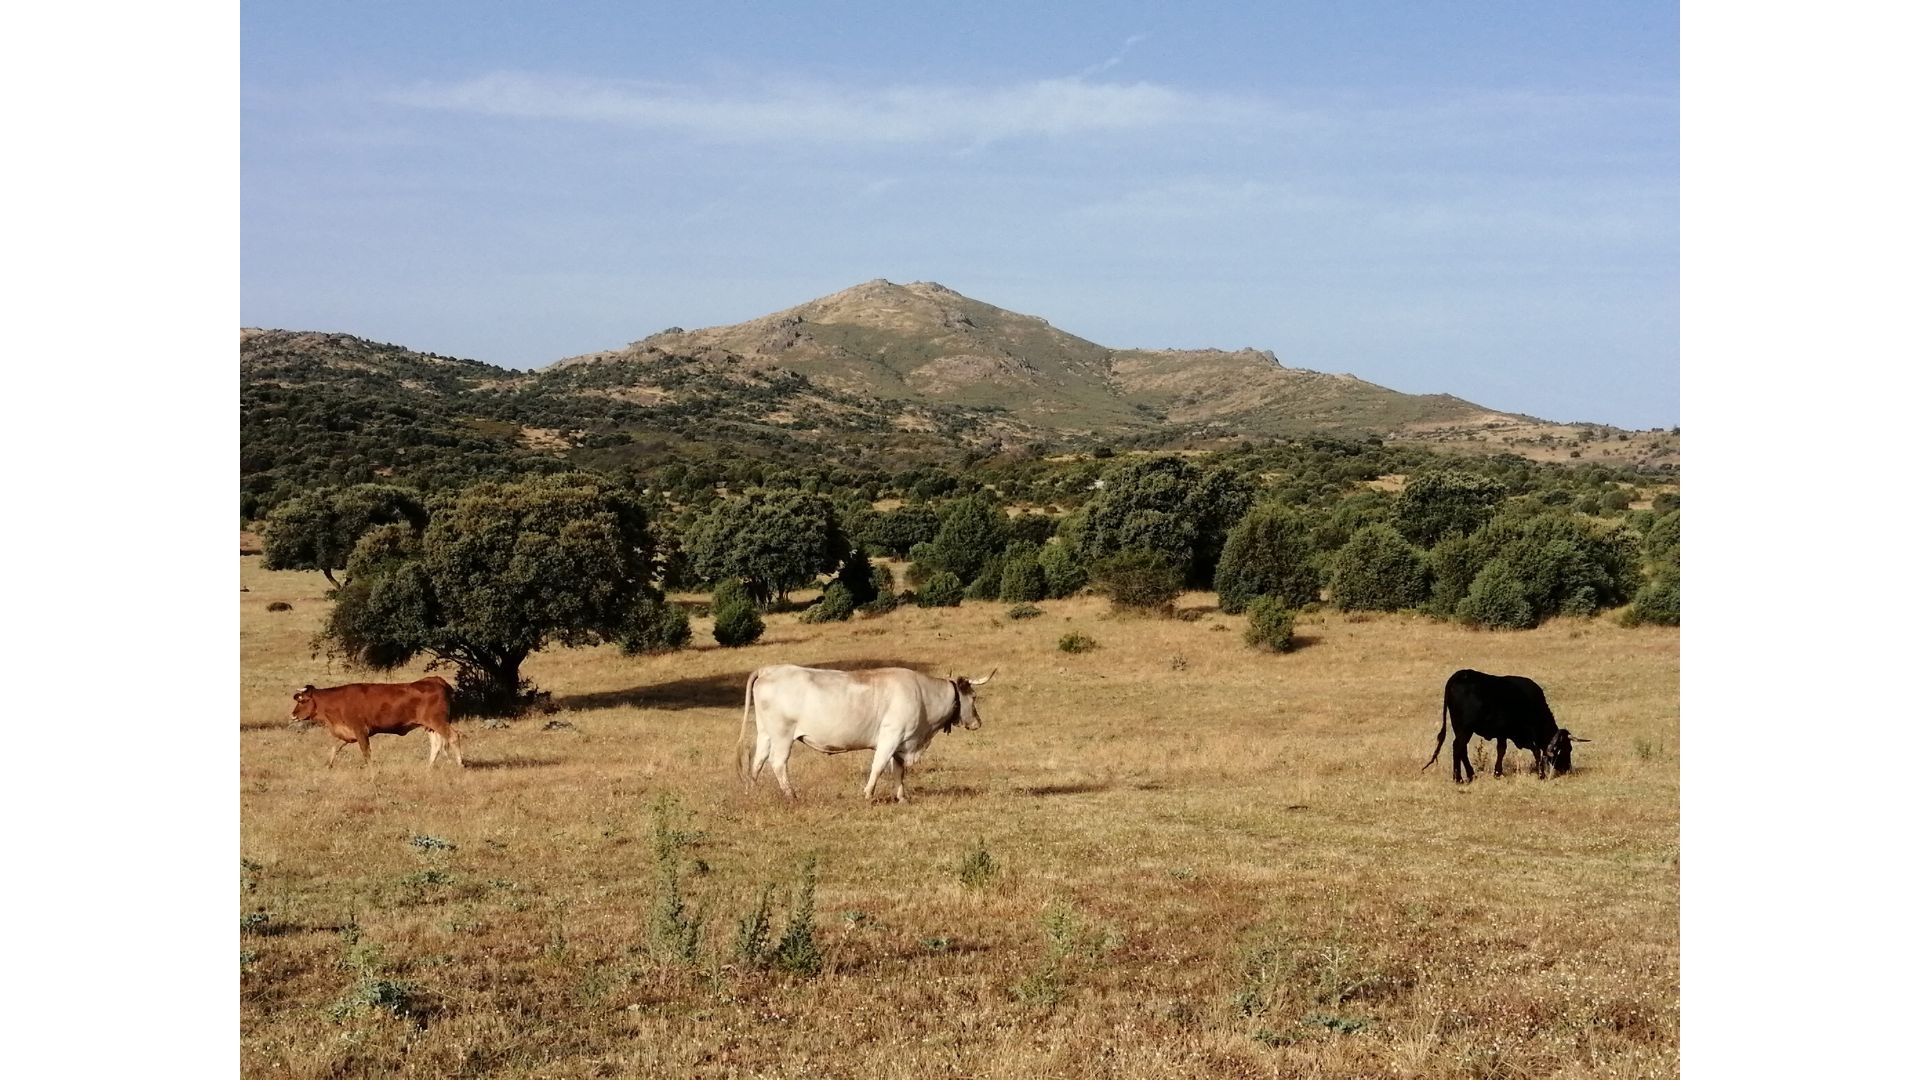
[1546,728,1586,776]
[950,670,995,732]
[288,685,318,729]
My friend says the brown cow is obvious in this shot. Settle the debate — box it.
[288,677,464,768]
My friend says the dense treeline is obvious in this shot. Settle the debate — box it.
[248,335,1676,710]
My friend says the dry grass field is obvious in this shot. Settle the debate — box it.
[240,556,1678,1078]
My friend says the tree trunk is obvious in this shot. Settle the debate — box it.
[322,567,340,587]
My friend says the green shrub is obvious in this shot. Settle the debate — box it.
[927,496,1010,583]
[711,579,753,612]
[965,554,1008,601]
[798,583,858,624]
[1598,488,1633,512]
[1644,510,1680,566]
[917,571,964,607]
[1006,602,1043,620]
[999,552,1048,602]
[1007,513,1057,547]
[1214,505,1320,614]
[1392,470,1507,547]
[1627,567,1680,626]
[772,855,823,977]
[1242,596,1296,652]
[1058,631,1098,654]
[957,839,998,888]
[1456,558,1536,629]
[1092,549,1184,613]
[712,600,765,646]
[832,547,880,607]
[620,599,692,654]
[862,562,900,613]
[1037,541,1089,598]
[1327,525,1430,611]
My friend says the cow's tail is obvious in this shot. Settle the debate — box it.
[1423,700,1449,771]
[737,668,761,781]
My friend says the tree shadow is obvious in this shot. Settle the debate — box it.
[1023,781,1111,797]
[1286,633,1322,652]
[554,658,934,713]
[463,757,561,771]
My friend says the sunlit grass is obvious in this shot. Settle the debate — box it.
[241,556,1677,1078]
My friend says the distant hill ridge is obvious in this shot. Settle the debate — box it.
[243,281,1678,505]
[554,278,1514,437]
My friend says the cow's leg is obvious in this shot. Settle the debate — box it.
[1494,738,1508,777]
[892,753,911,803]
[766,739,798,800]
[1453,733,1473,783]
[446,726,464,768]
[357,732,373,766]
[748,735,773,787]
[427,729,445,767]
[327,740,348,768]
[863,735,904,802]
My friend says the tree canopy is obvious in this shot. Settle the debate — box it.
[682,490,849,606]
[323,473,683,713]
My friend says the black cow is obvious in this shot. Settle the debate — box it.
[1423,669,1588,782]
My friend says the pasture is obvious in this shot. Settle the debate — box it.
[240,556,1679,1078]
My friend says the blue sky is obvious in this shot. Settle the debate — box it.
[242,1,1677,427]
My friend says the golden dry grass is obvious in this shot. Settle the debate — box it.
[240,557,1678,1078]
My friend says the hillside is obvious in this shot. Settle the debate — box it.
[241,281,1677,512]
[560,279,1509,439]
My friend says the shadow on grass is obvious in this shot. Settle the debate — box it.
[556,659,932,713]
[240,719,286,732]
[462,757,561,772]
[1023,782,1111,797]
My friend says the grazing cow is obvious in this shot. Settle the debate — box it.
[738,665,993,802]
[288,677,464,768]
[1423,669,1588,782]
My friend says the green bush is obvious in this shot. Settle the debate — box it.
[999,552,1048,602]
[1007,513,1057,548]
[917,571,964,607]
[832,547,880,607]
[798,583,858,624]
[1644,510,1680,566]
[1456,558,1536,629]
[1327,525,1430,611]
[1242,596,1296,652]
[621,599,692,654]
[862,562,900,613]
[711,579,754,612]
[1214,505,1320,614]
[712,600,766,646]
[1598,488,1634,512]
[1092,549,1184,613]
[927,496,1009,583]
[965,554,1007,601]
[1006,603,1043,620]
[1392,470,1507,547]
[1037,541,1089,598]
[1058,631,1097,654]
[1626,567,1680,626]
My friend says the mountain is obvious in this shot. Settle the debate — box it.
[241,281,1676,512]
[556,278,1512,438]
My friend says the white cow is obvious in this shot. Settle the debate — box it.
[737,665,993,802]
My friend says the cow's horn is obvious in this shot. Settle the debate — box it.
[1571,736,1592,742]
[970,669,996,687]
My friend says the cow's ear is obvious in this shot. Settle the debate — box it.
[955,677,971,693]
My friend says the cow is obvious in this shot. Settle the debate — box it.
[737,665,993,802]
[1423,669,1588,783]
[288,677,464,768]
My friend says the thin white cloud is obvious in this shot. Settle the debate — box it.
[388,71,1262,145]
[1081,33,1151,76]
[1073,179,1355,222]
